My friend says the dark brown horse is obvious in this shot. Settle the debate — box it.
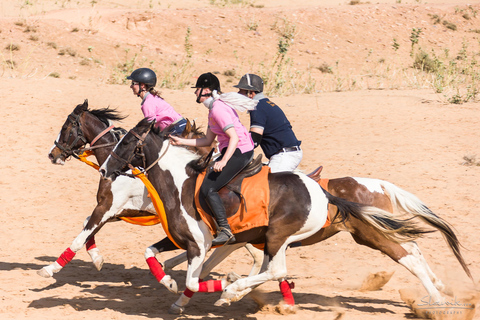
[99,118,434,313]
[40,100,217,278]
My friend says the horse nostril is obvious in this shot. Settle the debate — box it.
[99,169,106,177]
[48,153,54,161]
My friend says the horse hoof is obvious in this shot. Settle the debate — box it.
[161,275,178,294]
[37,267,53,278]
[93,256,104,271]
[168,303,185,314]
[226,272,241,284]
[214,298,231,307]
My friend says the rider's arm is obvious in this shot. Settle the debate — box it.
[170,128,216,147]
[249,127,263,148]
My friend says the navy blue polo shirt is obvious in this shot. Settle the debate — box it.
[249,94,301,159]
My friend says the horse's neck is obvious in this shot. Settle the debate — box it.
[149,142,197,196]
[82,113,116,165]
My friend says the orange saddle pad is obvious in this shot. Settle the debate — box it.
[194,166,271,235]
[319,179,332,228]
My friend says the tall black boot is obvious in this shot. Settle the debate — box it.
[204,190,236,246]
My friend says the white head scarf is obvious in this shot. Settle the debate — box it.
[211,90,258,112]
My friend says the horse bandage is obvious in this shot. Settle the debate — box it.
[146,257,165,282]
[198,280,223,292]
[56,248,76,267]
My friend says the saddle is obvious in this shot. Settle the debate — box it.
[195,155,270,235]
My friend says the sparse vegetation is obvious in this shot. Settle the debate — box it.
[49,72,60,78]
[5,44,20,51]
[442,20,457,31]
[58,47,77,57]
[461,154,480,166]
[317,62,333,74]
[47,42,58,49]
[209,0,257,7]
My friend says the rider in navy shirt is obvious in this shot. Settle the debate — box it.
[235,74,302,172]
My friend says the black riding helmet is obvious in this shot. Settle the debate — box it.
[192,72,221,91]
[127,68,157,87]
[192,72,221,103]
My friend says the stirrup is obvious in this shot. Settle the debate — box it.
[212,228,236,246]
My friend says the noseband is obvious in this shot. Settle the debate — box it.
[55,111,116,160]
[109,127,169,178]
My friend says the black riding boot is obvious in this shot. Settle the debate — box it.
[205,190,236,246]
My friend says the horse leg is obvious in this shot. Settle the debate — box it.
[163,252,187,271]
[82,216,104,271]
[399,241,449,296]
[37,214,107,278]
[245,243,264,277]
[169,243,246,314]
[144,237,181,294]
[349,223,444,302]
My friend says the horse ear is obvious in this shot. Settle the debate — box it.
[150,119,157,131]
[185,118,192,131]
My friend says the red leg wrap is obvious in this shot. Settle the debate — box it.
[280,280,295,306]
[86,238,97,251]
[183,278,203,298]
[198,280,223,293]
[183,288,195,298]
[56,248,76,267]
[146,257,165,282]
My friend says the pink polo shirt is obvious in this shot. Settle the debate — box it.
[208,99,254,153]
[141,93,183,130]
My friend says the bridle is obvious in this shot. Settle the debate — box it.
[55,111,117,160]
[109,127,170,178]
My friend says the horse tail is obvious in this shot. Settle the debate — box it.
[378,180,473,281]
[321,188,432,243]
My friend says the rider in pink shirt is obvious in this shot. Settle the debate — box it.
[207,99,254,154]
[170,72,255,246]
[141,93,184,132]
[127,68,186,135]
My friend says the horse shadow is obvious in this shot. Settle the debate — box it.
[6,257,409,318]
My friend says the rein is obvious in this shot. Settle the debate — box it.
[110,127,170,178]
[56,111,118,161]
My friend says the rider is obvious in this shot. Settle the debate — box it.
[235,73,302,173]
[127,68,187,135]
[170,72,255,246]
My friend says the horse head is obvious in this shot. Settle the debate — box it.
[49,100,90,164]
[100,118,164,181]
[49,100,127,165]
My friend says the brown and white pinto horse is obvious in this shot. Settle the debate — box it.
[41,100,219,279]
[99,118,432,312]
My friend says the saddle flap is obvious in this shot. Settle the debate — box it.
[195,165,270,235]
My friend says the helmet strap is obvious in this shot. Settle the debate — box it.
[195,87,212,104]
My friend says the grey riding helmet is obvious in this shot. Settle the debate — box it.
[127,68,157,87]
[234,73,264,93]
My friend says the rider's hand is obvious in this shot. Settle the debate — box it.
[169,135,182,146]
[213,159,227,172]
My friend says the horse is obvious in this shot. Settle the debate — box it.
[40,100,223,280]
[165,165,474,312]
[46,102,472,313]
[99,118,435,313]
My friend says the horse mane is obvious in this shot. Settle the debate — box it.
[89,108,128,127]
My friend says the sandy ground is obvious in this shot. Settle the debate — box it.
[1,78,479,320]
[1,0,480,319]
